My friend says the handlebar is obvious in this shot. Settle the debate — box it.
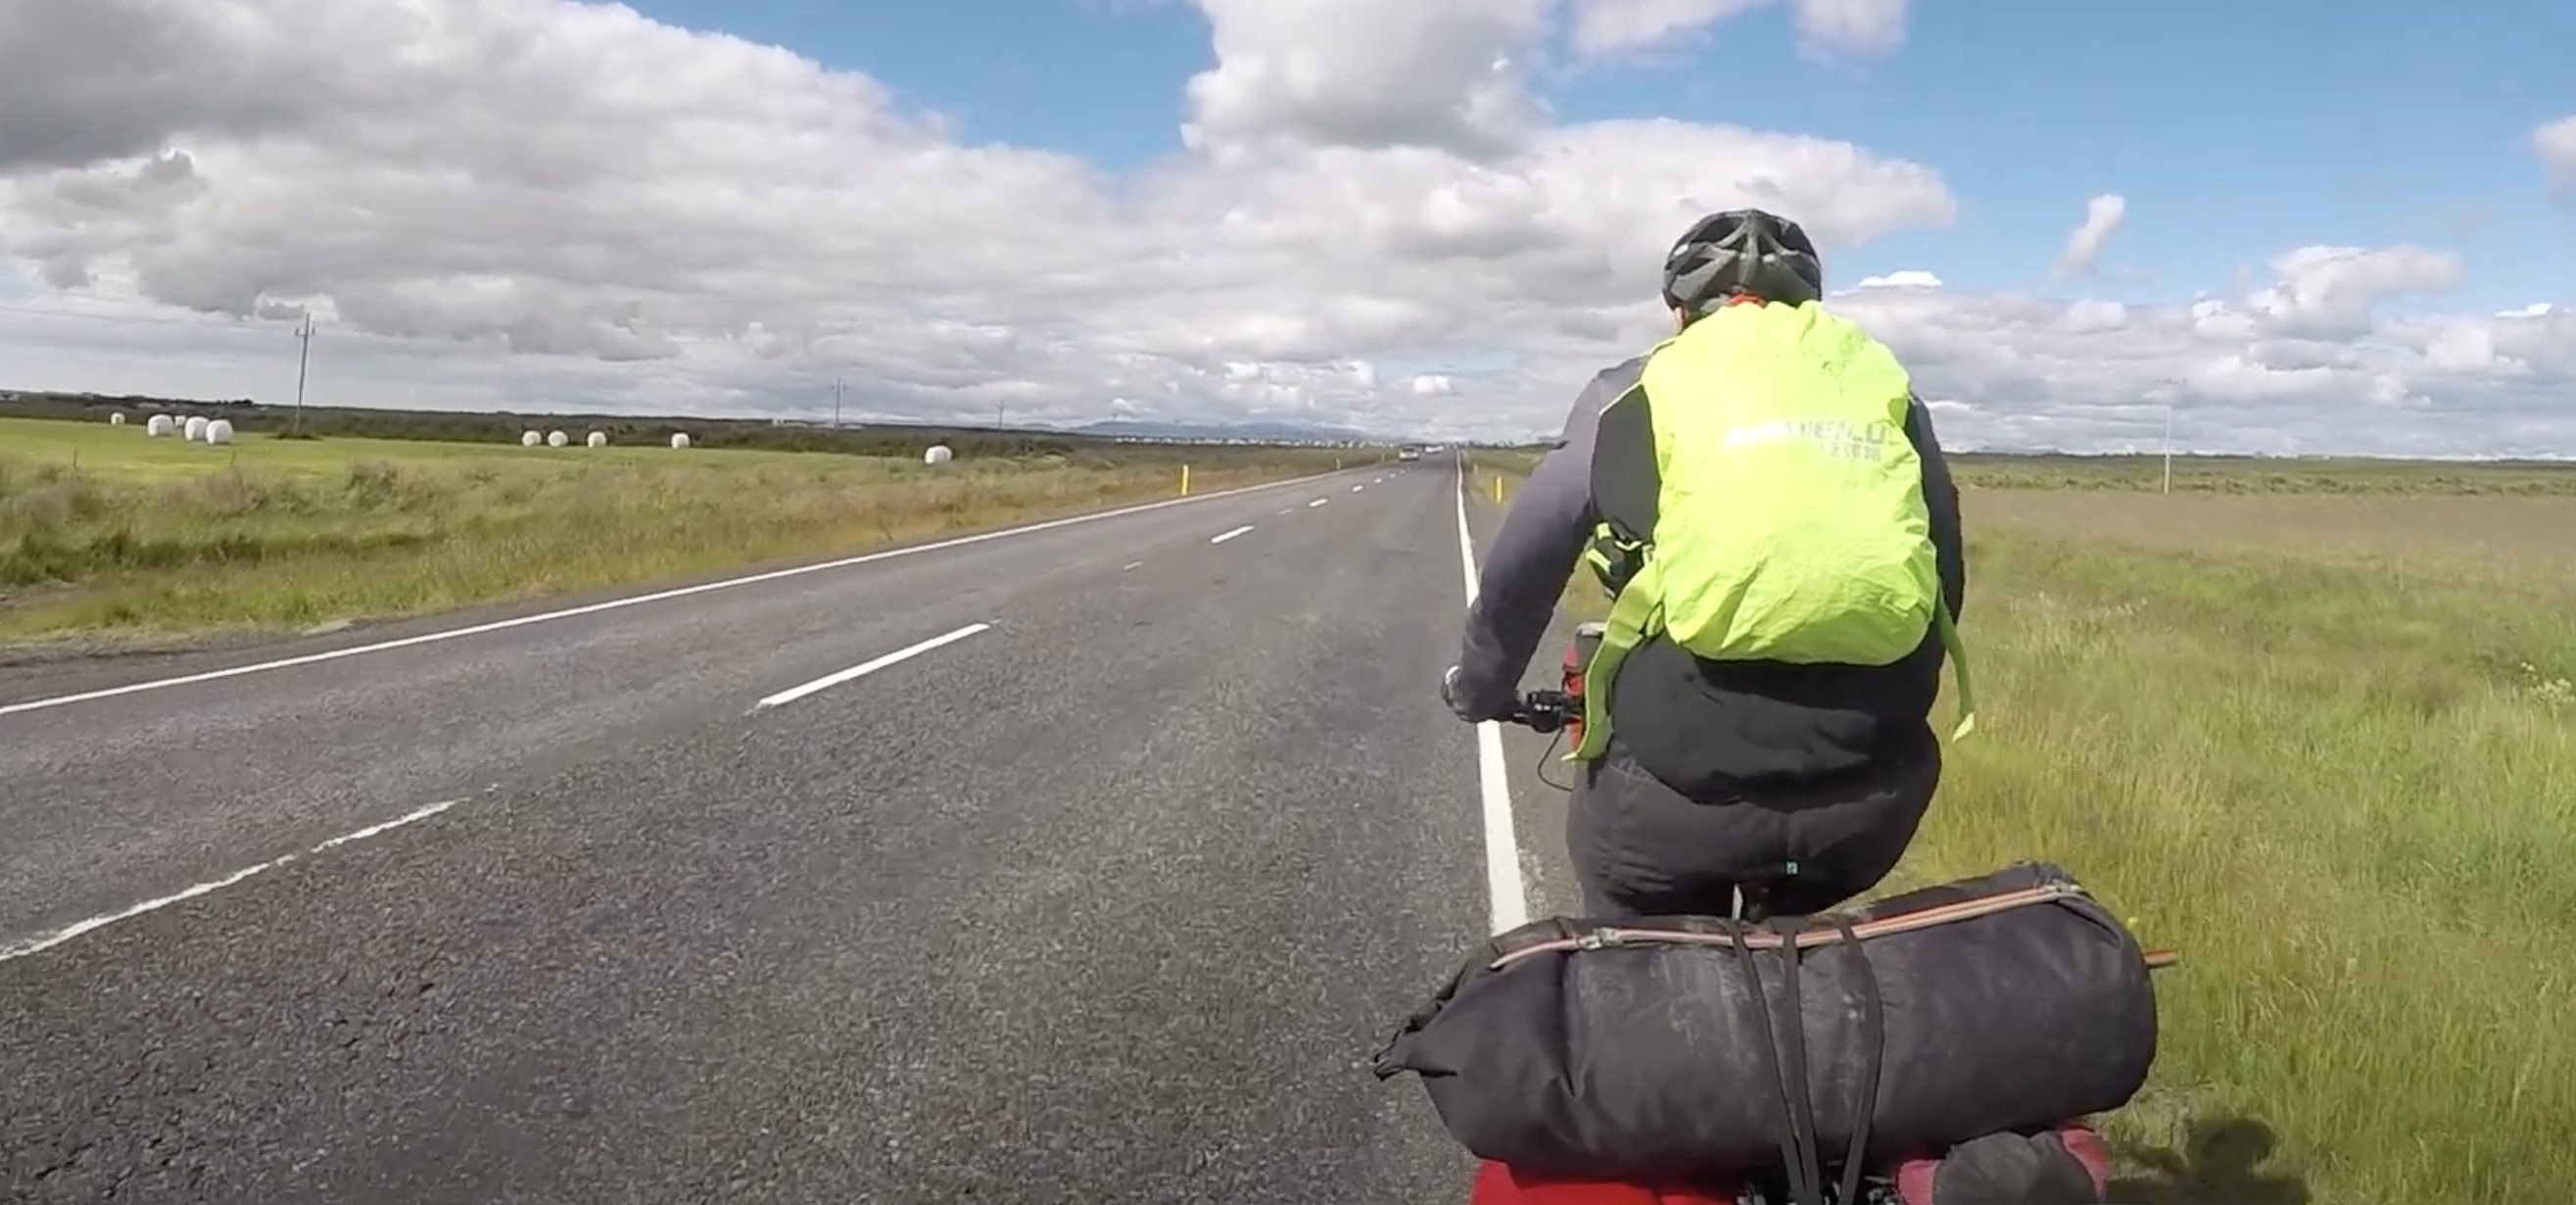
[1506,689,1575,734]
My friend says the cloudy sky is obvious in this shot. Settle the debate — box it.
[3,0,2574,452]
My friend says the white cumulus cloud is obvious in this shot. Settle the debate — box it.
[2054,194,2125,278]
[1567,0,1910,61]
[1832,245,2571,457]
[0,0,2563,456]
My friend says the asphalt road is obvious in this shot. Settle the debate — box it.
[1,457,1589,1205]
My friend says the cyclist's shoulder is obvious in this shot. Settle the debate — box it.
[1550,357,1646,450]
[1589,355,1647,392]
[1572,356,1647,414]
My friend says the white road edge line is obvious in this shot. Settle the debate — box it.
[0,797,463,965]
[1455,461,1529,935]
[1210,524,1254,545]
[753,622,989,710]
[0,468,1357,719]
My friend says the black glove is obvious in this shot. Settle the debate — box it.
[1441,664,1512,724]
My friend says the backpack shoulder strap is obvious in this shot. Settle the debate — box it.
[1589,371,1661,542]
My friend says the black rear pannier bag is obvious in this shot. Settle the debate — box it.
[1372,862,2158,1183]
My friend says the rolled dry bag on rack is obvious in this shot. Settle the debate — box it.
[1371,862,2159,1183]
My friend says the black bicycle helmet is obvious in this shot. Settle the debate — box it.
[1660,208,1824,315]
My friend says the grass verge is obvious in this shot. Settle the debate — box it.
[1461,450,2572,1204]
[0,416,1355,648]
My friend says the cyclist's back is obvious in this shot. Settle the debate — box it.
[1445,208,1968,920]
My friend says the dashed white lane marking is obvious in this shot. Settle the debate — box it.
[1275,507,1294,515]
[0,469,1355,720]
[1123,561,1144,571]
[1454,462,1528,935]
[753,622,989,710]
[0,797,465,964]
[1210,524,1254,545]
[1308,498,1329,507]
[1352,484,1364,492]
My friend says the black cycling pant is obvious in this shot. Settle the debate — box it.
[1564,739,1939,919]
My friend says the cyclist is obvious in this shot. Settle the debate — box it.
[1442,207,1968,921]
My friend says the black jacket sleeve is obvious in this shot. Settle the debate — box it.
[1451,358,1641,718]
[1902,393,1967,621]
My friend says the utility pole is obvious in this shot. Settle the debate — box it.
[293,312,314,434]
[2161,403,2174,496]
[2148,376,2181,496]
[833,377,843,428]
[996,401,1006,429]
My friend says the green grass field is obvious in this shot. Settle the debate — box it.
[1467,449,2576,1205]
[0,416,1350,648]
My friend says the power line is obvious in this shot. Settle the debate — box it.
[0,300,300,330]
[0,297,326,414]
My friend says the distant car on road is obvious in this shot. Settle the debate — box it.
[1398,446,1422,461]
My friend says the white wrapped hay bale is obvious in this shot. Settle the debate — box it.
[547,430,568,448]
[586,431,607,448]
[521,430,543,447]
[183,415,210,441]
[146,414,174,436]
[109,411,125,425]
[204,419,235,444]
[924,444,953,465]
[669,432,691,449]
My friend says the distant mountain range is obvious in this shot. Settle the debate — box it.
[1056,418,1379,443]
